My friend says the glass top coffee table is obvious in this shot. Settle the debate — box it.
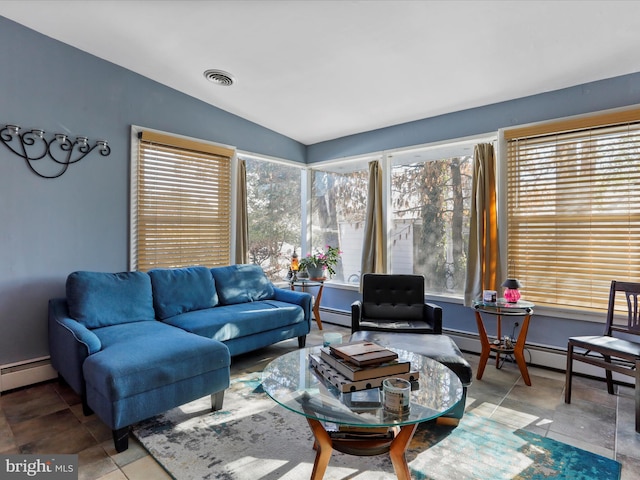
[261,346,463,480]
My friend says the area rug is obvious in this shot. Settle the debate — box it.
[132,373,621,480]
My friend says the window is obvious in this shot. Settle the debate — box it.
[242,154,302,282]
[310,161,371,284]
[131,129,234,271]
[504,108,640,311]
[389,145,474,295]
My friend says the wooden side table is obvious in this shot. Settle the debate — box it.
[472,299,534,386]
[290,280,324,330]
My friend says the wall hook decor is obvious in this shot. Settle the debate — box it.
[0,124,110,179]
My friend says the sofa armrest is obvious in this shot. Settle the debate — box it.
[425,302,443,334]
[351,300,363,332]
[48,298,102,395]
[273,288,313,325]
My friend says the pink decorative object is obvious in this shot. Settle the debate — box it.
[503,287,521,303]
[502,278,522,303]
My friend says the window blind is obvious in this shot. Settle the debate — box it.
[133,130,233,271]
[504,109,640,312]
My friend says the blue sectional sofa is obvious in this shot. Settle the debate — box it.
[48,264,312,452]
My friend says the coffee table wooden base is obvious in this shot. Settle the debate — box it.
[306,418,418,480]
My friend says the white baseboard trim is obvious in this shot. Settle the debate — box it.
[319,308,351,328]
[0,356,57,393]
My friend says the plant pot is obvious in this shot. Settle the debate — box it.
[306,266,326,281]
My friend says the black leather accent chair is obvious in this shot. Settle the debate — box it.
[351,274,442,334]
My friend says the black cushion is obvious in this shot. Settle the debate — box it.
[362,274,424,320]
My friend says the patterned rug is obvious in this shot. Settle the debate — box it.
[132,373,621,480]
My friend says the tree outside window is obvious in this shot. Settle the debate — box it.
[390,150,473,295]
[308,150,473,293]
[311,165,370,284]
[244,156,302,282]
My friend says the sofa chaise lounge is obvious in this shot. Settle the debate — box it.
[48,264,312,451]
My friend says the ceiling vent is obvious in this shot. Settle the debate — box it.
[203,69,235,86]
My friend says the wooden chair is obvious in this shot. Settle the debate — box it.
[565,280,640,433]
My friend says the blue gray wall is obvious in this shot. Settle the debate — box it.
[1,15,639,367]
[0,17,304,365]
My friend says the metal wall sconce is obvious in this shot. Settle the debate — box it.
[0,124,110,179]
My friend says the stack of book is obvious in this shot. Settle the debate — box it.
[309,341,419,393]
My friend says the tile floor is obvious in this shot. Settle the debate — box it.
[1,323,639,479]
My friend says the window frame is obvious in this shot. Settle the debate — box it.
[307,155,375,285]
[129,125,237,271]
[129,126,507,305]
[388,142,477,296]
[499,105,640,320]
[238,150,305,282]
[307,134,495,297]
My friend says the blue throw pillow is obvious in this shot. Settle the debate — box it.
[211,264,275,305]
[148,266,218,320]
[66,271,156,328]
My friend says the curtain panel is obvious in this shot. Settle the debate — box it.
[464,143,501,306]
[235,159,249,264]
[360,160,386,287]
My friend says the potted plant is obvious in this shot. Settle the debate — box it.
[299,245,341,280]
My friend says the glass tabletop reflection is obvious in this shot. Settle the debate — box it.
[473,298,535,313]
[261,346,463,428]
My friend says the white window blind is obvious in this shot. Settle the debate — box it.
[132,130,234,271]
[504,109,640,312]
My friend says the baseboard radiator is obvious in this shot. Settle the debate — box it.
[0,356,57,393]
[319,307,634,385]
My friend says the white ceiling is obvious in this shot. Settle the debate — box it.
[2,1,640,145]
